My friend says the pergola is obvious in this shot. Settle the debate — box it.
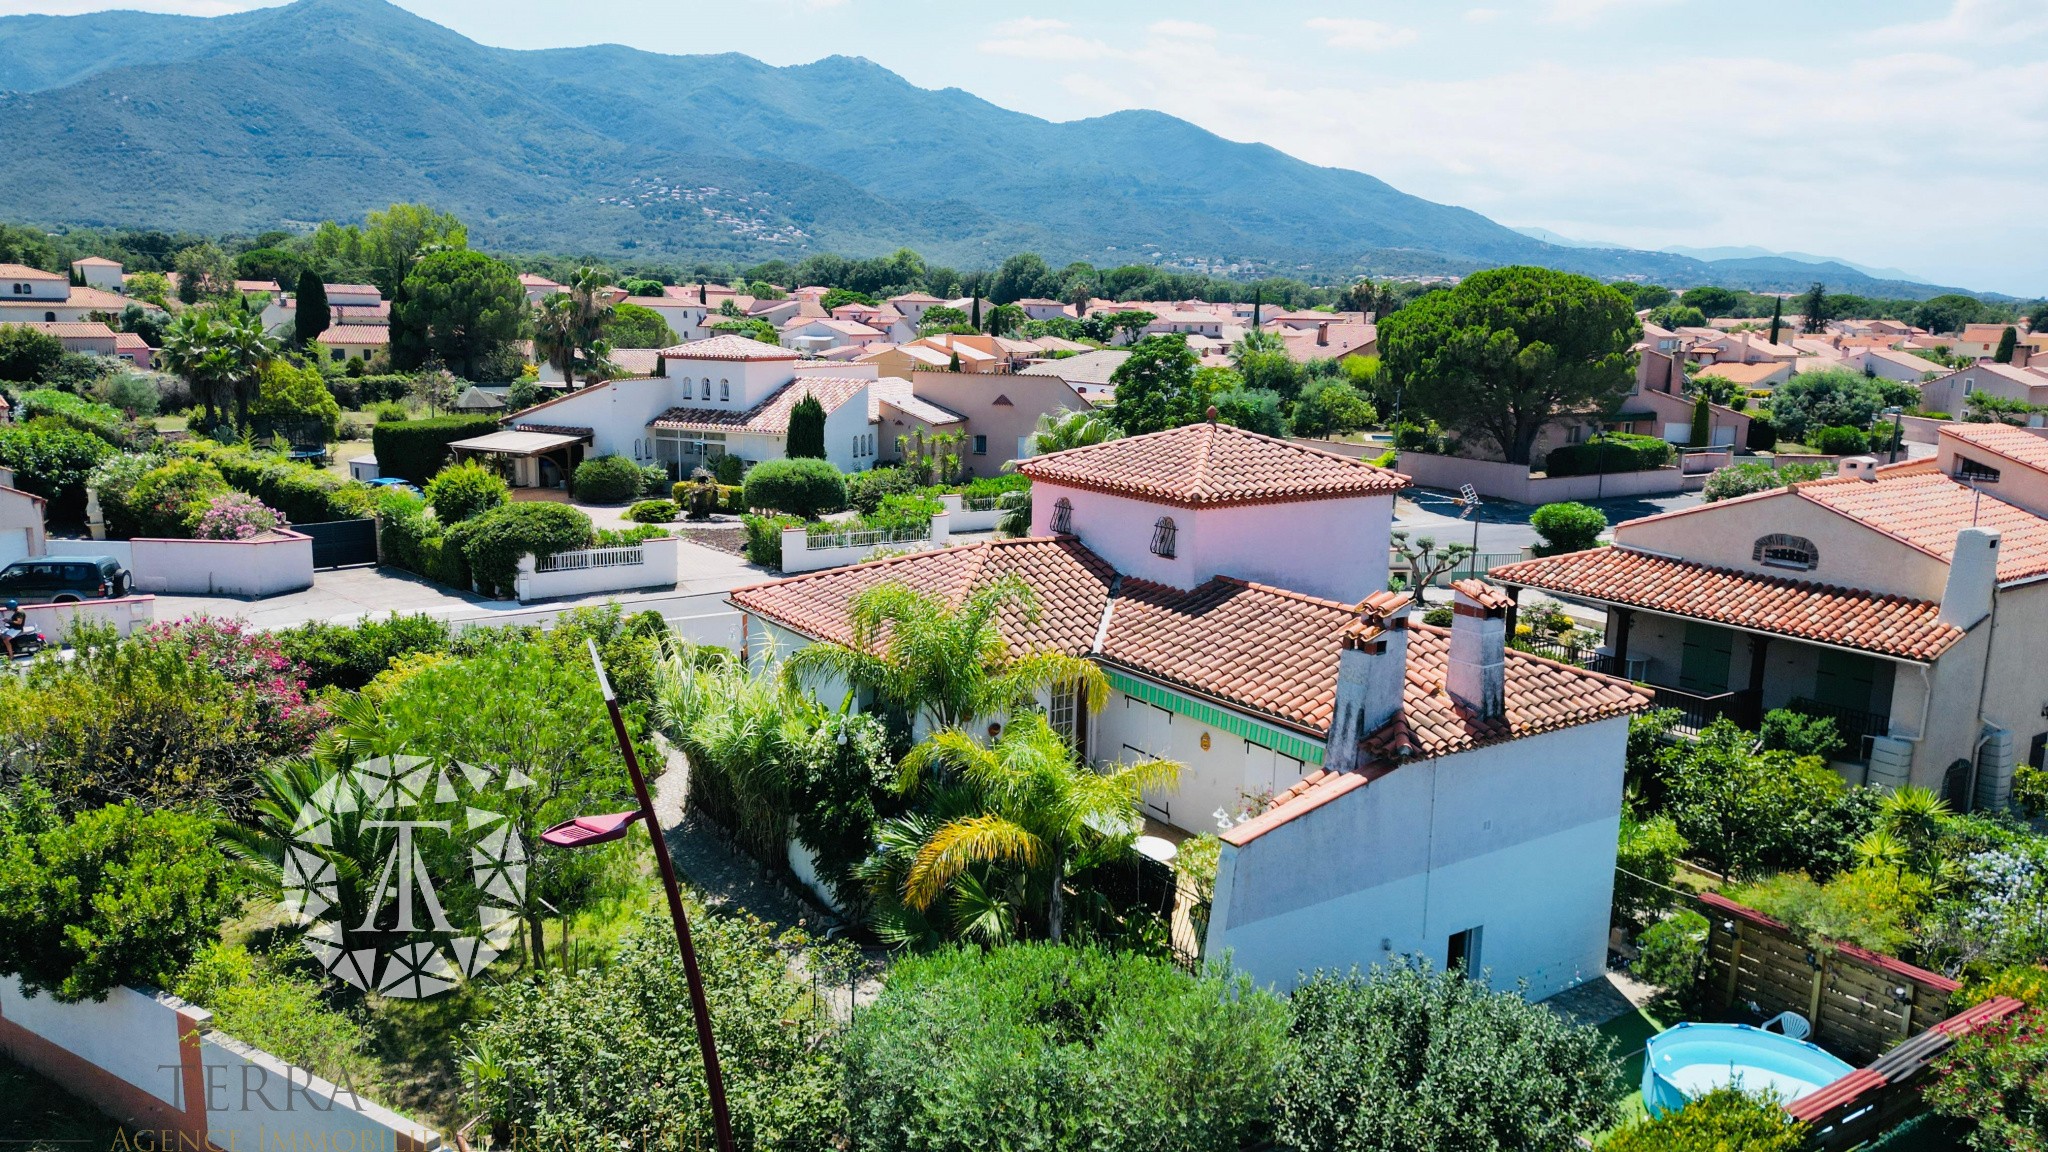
[447,427,590,489]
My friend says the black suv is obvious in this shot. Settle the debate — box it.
[0,556,131,604]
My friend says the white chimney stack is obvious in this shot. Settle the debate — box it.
[1322,591,1412,774]
[1448,579,1510,720]
[1838,456,1880,482]
[1939,527,2001,629]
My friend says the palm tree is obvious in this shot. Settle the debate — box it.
[1024,407,1118,456]
[785,574,1107,735]
[880,712,1178,942]
[159,305,273,431]
[533,292,580,389]
[219,307,278,431]
[158,308,231,428]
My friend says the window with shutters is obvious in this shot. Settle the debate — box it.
[1752,533,1819,571]
[1150,516,1177,558]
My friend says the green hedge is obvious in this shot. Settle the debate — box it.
[370,416,500,486]
[373,489,469,588]
[742,458,845,519]
[571,454,647,503]
[274,613,454,691]
[1542,433,1674,476]
[173,440,376,523]
[742,513,801,568]
[17,390,134,448]
[444,502,593,598]
[322,373,415,410]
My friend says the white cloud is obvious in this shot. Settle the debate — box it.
[1463,7,1501,23]
[1304,17,1419,51]
[979,18,1120,61]
[1541,0,1679,25]
[1857,0,2048,46]
[1147,19,1219,41]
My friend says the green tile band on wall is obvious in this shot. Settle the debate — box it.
[1106,670,1326,765]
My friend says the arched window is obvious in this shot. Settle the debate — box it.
[701,377,711,400]
[1753,533,1819,571]
[681,377,693,400]
[1150,516,1178,558]
[720,379,731,402]
[1050,497,1073,534]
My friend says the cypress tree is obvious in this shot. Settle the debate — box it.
[1767,296,1783,346]
[294,270,330,348]
[971,294,982,331]
[948,349,961,372]
[1690,396,1711,447]
[1252,286,1263,328]
[1996,326,2018,363]
[785,393,827,459]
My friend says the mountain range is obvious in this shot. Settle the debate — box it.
[0,0,1990,299]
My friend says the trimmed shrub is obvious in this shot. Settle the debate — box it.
[1703,459,1835,502]
[130,458,231,537]
[843,944,1287,1152]
[845,465,922,514]
[719,484,744,513]
[172,439,375,523]
[252,359,343,441]
[1745,413,1779,452]
[1541,432,1673,476]
[742,457,845,519]
[1530,501,1607,555]
[373,488,467,588]
[1810,425,1872,455]
[370,415,499,485]
[712,454,744,486]
[274,613,454,691]
[742,513,801,568]
[17,389,131,447]
[0,421,118,522]
[627,499,678,523]
[445,501,593,598]
[425,459,509,524]
[571,454,647,504]
[1631,908,1710,992]
[371,401,410,423]
[84,452,163,539]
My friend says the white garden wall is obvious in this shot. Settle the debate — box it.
[513,537,682,603]
[938,493,1004,532]
[0,976,441,1149]
[779,510,951,574]
[1397,451,1685,503]
[22,594,155,638]
[52,533,314,597]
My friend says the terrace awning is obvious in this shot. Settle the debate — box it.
[447,430,586,458]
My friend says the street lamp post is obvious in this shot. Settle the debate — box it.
[541,640,735,1152]
[1459,483,1482,578]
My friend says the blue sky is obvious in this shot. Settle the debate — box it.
[22,0,2048,295]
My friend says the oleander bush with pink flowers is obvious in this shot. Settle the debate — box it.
[192,491,287,540]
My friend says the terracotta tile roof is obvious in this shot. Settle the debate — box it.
[1694,361,1787,384]
[4,321,114,339]
[650,376,869,435]
[1793,470,2048,582]
[114,332,150,352]
[0,264,64,280]
[317,325,389,345]
[657,333,800,362]
[1099,578,1362,733]
[888,292,943,304]
[1222,625,1649,845]
[1019,421,1407,507]
[731,537,1118,657]
[1940,422,2048,472]
[324,284,380,297]
[868,377,964,425]
[56,286,138,311]
[1450,578,1513,610]
[71,256,121,267]
[1491,547,1964,661]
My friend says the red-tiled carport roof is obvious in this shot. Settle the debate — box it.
[1491,547,1965,662]
[1018,421,1407,508]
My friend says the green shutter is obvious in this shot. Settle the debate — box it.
[1104,670,1326,765]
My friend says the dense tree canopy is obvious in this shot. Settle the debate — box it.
[1378,266,1640,464]
[391,250,526,379]
[1105,334,1205,435]
[363,202,468,294]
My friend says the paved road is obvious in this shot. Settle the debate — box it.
[1396,486,1705,554]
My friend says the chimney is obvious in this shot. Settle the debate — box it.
[1939,527,2001,629]
[1322,592,1412,774]
[1447,580,1510,720]
[1317,321,1330,347]
[1838,455,1879,482]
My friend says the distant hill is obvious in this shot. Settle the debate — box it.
[0,0,1989,298]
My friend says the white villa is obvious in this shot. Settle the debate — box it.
[730,422,1648,999]
[473,334,888,485]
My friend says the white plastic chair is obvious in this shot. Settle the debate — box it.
[1761,1011,1812,1041]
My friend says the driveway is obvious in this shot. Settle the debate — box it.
[1397,486,1704,554]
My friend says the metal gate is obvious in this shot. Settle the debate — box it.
[298,518,377,569]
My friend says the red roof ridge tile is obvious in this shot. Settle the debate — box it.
[1450,578,1513,610]
[1221,771,1370,846]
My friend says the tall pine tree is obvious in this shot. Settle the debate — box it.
[786,393,827,459]
[1767,296,1783,346]
[294,270,330,348]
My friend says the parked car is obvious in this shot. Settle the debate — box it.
[0,556,131,604]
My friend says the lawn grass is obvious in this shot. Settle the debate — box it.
[0,1055,129,1151]
[1589,995,1680,1143]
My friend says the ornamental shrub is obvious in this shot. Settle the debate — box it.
[444,501,593,598]
[372,488,468,588]
[1758,708,1845,761]
[713,454,745,485]
[274,612,453,691]
[1541,432,1673,476]
[425,459,509,524]
[252,358,342,441]
[172,943,373,1085]
[626,498,678,523]
[192,492,285,540]
[1702,459,1834,502]
[372,400,410,423]
[173,439,375,523]
[84,451,164,539]
[369,415,498,485]
[129,458,231,537]
[1530,501,1607,556]
[742,457,845,519]
[1631,908,1710,992]
[1602,1087,1807,1152]
[1614,813,1688,930]
[17,389,131,447]
[0,421,118,522]
[0,792,241,1003]
[844,465,921,514]
[843,943,1289,1152]
[1924,1010,2048,1152]
[570,454,647,503]
[1810,425,1872,456]
[1276,961,1622,1152]
[741,513,802,568]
